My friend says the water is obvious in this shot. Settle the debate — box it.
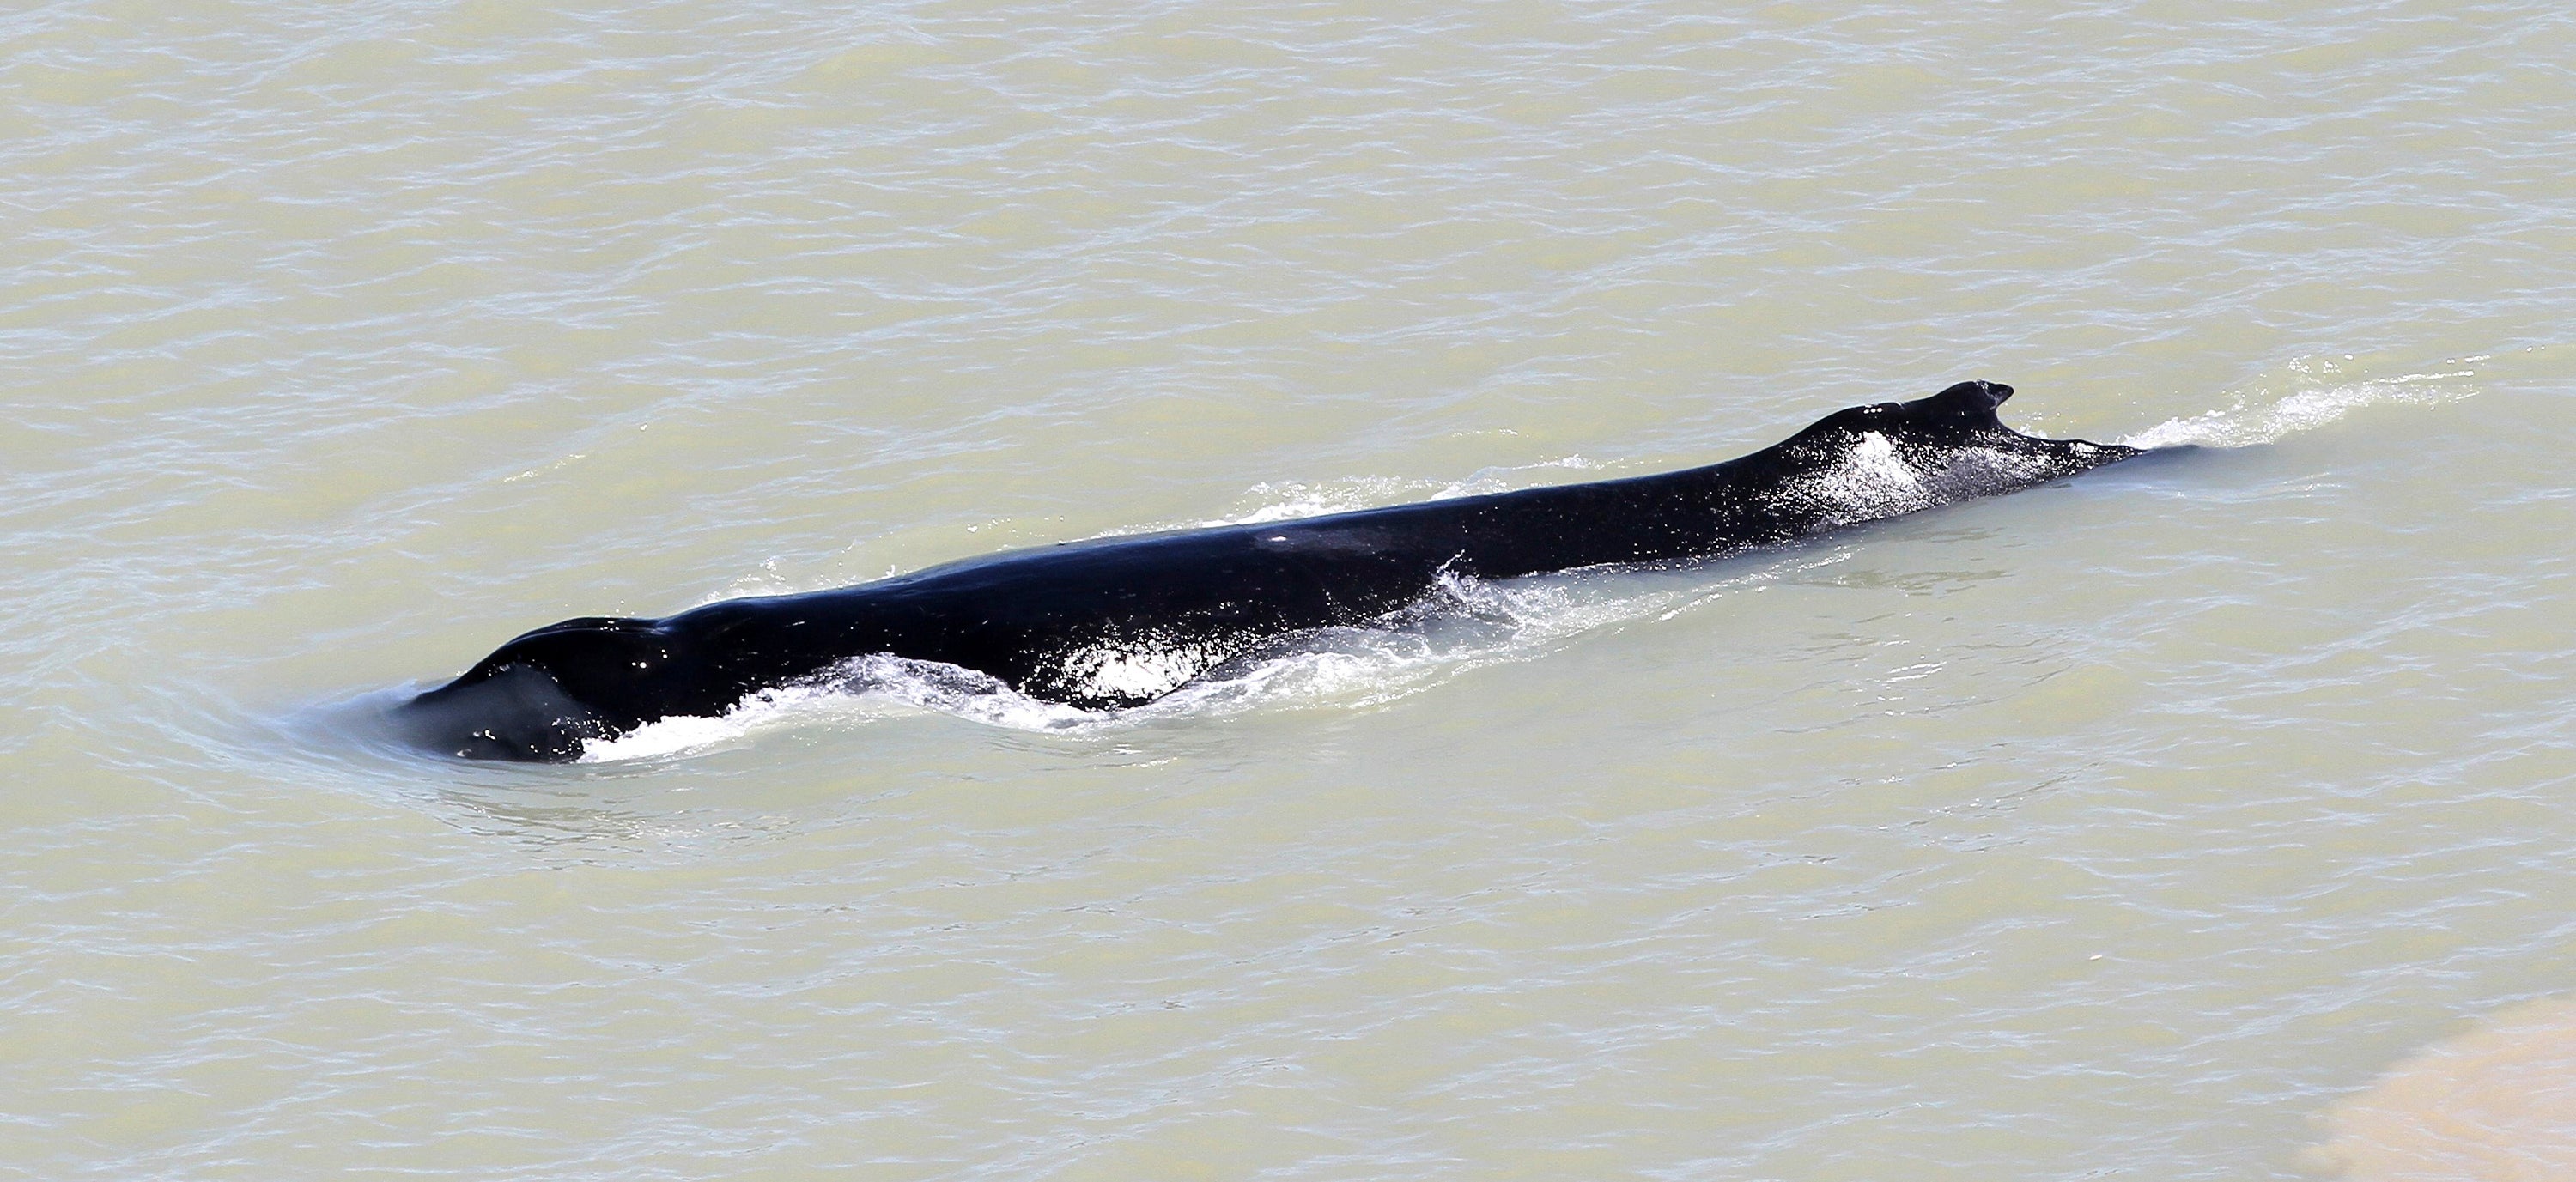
[3,0,2572,1177]
[2311,998,2576,1179]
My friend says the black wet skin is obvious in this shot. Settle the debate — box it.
[395,381,2141,761]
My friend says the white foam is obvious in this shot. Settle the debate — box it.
[1781,430,1938,527]
[577,682,854,761]
[2123,360,2481,449]
[1210,477,1444,525]
[1197,456,1601,527]
[575,656,1102,761]
[1941,443,2060,499]
[1046,638,1230,703]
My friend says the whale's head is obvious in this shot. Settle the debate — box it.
[1773,379,2142,524]
[392,615,727,761]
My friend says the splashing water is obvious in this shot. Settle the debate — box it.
[1197,456,1605,528]
[2123,357,2482,449]
[1785,431,1936,527]
[1775,432,2058,530]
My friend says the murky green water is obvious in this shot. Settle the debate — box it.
[5,1,2573,1178]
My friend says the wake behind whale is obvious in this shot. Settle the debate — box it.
[395,380,2144,761]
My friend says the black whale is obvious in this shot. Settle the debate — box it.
[397,381,2140,761]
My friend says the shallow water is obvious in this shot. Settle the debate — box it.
[4,0,2573,1178]
[2312,997,2576,1181]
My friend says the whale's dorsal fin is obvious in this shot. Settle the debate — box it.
[1905,379,2013,423]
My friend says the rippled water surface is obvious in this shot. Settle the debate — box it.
[5,1,2573,1178]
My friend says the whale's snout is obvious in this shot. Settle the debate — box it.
[396,616,728,761]
[391,664,605,761]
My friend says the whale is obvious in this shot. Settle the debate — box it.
[394,380,2142,761]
